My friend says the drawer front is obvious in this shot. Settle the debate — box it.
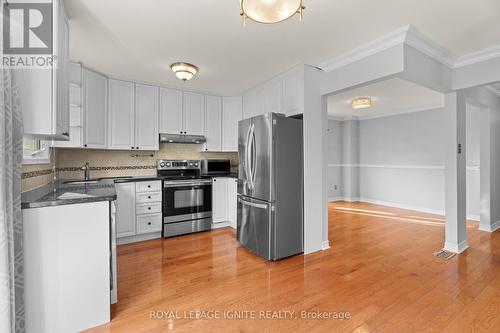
[136,202,162,215]
[136,191,162,204]
[136,214,162,234]
[136,181,162,193]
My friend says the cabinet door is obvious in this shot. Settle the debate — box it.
[255,86,267,116]
[222,96,243,152]
[56,2,70,138]
[108,79,135,150]
[283,66,304,116]
[266,77,282,114]
[204,95,222,151]
[135,84,159,150]
[227,178,238,229]
[183,92,205,135]
[243,89,257,120]
[212,178,228,223]
[115,182,136,238]
[159,88,183,134]
[83,69,107,148]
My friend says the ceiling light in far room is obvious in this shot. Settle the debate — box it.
[170,62,198,82]
[240,0,305,25]
[351,97,372,110]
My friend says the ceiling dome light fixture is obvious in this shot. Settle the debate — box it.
[170,62,198,82]
[351,97,372,110]
[240,0,305,25]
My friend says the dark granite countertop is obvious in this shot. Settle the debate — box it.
[22,179,117,209]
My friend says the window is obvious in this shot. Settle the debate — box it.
[23,138,50,164]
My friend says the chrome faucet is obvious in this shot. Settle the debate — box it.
[82,162,91,181]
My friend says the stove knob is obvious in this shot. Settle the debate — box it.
[159,162,166,167]
[166,162,171,167]
[189,162,194,167]
[194,162,198,167]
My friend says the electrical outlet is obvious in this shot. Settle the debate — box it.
[334,185,338,191]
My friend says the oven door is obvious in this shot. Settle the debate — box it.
[163,179,212,223]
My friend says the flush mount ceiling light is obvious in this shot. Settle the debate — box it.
[351,97,372,110]
[240,0,305,25]
[170,62,198,82]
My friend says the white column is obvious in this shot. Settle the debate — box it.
[479,109,492,231]
[341,119,360,201]
[303,66,329,253]
[444,92,468,253]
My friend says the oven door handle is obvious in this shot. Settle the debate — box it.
[163,181,212,188]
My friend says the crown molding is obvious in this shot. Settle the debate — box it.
[454,45,500,68]
[485,85,500,97]
[318,25,410,72]
[317,24,500,74]
[404,26,456,68]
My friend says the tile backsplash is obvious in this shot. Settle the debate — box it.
[56,144,238,180]
[21,149,56,192]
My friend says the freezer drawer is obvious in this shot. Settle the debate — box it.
[237,195,273,260]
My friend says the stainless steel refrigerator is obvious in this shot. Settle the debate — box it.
[237,112,303,260]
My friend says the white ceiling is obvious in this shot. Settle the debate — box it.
[327,78,444,119]
[63,0,500,95]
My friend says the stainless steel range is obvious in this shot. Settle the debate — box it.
[157,160,212,237]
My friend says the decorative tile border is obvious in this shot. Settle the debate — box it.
[21,169,54,179]
[22,164,240,179]
[22,165,156,179]
[57,165,156,172]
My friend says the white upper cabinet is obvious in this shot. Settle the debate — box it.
[241,64,304,119]
[159,88,183,135]
[204,95,222,151]
[222,96,243,152]
[283,65,304,116]
[56,1,70,137]
[16,0,69,140]
[265,77,282,114]
[108,79,135,150]
[183,92,205,136]
[243,89,257,120]
[83,69,107,148]
[255,86,267,116]
[135,84,159,150]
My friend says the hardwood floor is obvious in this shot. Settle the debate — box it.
[85,202,500,333]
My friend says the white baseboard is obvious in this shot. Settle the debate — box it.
[329,197,480,221]
[117,232,162,245]
[321,240,330,250]
[478,220,500,233]
[444,239,469,254]
[212,221,232,229]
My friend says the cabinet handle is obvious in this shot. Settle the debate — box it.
[148,207,151,210]
[148,195,151,199]
[136,147,139,149]
[147,222,151,225]
[84,144,87,147]
[62,132,69,136]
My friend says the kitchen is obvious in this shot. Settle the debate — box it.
[3,0,500,332]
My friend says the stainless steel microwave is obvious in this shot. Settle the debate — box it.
[201,159,231,176]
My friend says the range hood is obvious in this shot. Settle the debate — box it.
[159,133,206,144]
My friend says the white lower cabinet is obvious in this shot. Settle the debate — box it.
[23,201,110,333]
[115,182,136,238]
[212,177,238,228]
[116,180,163,243]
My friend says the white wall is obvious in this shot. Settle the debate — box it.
[327,108,481,219]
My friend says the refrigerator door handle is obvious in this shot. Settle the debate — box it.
[251,128,257,188]
[245,123,253,190]
[238,196,268,210]
[247,124,255,190]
